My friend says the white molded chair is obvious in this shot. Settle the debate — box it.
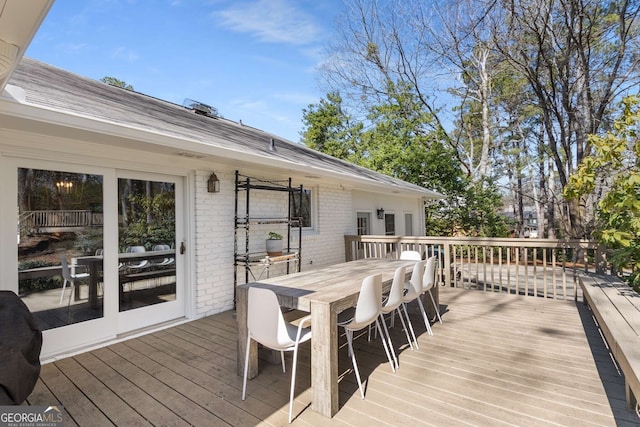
[124,245,150,289]
[404,259,434,338]
[338,274,395,399]
[402,260,426,348]
[59,256,90,305]
[422,255,443,324]
[379,265,417,369]
[151,244,174,267]
[399,250,422,261]
[125,245,149,269]
[242,287,312,423]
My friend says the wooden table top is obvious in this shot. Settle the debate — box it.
[239,258,415,312]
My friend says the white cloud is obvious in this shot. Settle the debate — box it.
[274,91,317,106]
[213,0,321,45]
[60,42,89,53]
[111,47,140,62]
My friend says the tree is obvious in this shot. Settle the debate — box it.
[302,83,510,237]
[565,96,640,288]
[491,0,640,238]
[300,92,362,162]
[100,76,134,90]
[320,0,640,239]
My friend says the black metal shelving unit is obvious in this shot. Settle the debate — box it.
[233,171,303,305]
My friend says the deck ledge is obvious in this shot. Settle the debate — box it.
[579,273,640,411]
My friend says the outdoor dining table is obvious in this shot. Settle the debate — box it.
[74,249,176,309]
[236,257,417,418]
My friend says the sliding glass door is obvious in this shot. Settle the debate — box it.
[6,158,187,357]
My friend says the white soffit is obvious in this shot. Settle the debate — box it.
[0,0,54,89]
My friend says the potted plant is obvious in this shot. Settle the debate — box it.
[266,231,283,256]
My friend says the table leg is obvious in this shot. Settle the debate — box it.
[237,286,258,378]
[310,300,338,417]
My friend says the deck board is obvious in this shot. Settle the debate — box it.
[28,287,639,426]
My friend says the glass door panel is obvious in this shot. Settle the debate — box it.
[17,168,104,330]
[117,178,177,313]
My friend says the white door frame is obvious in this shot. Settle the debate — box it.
[115,170,187,334]
[2,156,190,359]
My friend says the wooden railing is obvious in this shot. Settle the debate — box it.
[20,210,103,231]
[344,235,607,301]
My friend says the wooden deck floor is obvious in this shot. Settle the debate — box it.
[27,287,639,426]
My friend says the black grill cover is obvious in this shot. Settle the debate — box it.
[0,291,42,404]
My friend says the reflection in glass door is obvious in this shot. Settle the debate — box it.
[17,168,104,331]
[117,178,177,313]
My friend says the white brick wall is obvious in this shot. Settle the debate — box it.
[193,168,236,316]
[192,170,356,316]
[191,170,423,318]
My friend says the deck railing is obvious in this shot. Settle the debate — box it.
[344,235,607,301]
[19,210,103,232]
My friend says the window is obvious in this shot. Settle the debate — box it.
[290,188,312,228]
[357,212,370,235]
[384,214,395,236]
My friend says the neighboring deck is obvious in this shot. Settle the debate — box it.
[27,287,639,426]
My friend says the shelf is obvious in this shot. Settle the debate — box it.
[235,217,299,226]
[234,171,304,303]
[237,252,300,281]
[236,251,300,263]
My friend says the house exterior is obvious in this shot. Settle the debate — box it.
[0,2,441,360]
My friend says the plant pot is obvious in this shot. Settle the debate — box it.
[266,239,283,256]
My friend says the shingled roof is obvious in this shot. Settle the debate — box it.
[7,57,442,198]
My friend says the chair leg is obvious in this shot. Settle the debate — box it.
[416,297,433,336]
[375,318,395,374]
[428,289,443,324]
[395,307,415,351]
[401,303,419,350]
[66,280,76,324]
[242,335,251,401]
[345,329,365,399]
[379,314,398,371]
[289,346,299,423]
[59,278,68,305]
[281,351,286,373]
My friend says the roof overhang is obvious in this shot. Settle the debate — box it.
[0,93,443,199]
[0,0,54,91]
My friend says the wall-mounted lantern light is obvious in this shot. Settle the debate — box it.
[207,172,220,193]
[376,208,385,220]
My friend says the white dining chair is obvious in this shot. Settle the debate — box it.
[379,265,417,369]
[405,258,435,339]
[422,255,443,324]
[399,250,422,261]
[125,245,149,269]
[338,273,395,399]
[242,286,312,423]
[150,244,174,267]
[59,256,90,305]
[402,260,426,348]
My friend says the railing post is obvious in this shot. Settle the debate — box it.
[595,245,607,274]
[444,242,451,287]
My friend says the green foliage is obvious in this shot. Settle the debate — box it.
[565,96,640,288]
[426,178,510,237]
[301,92,363,162]
[302,84,510,237]
[268,231,283,240]
[120,190,175,250]
[100,76,134,90]
[18,260,62,294]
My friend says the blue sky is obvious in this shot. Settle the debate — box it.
[27,0,343,143]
